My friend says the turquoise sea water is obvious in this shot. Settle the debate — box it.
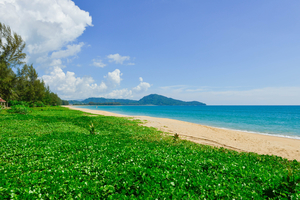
[76,105,300,139]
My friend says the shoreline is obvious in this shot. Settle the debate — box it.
[69,105,300,141]
[64,105,300,161]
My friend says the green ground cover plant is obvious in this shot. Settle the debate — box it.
[0,107,299,199]
[7,105,31,115]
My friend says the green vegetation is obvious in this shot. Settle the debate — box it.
[0,22,26,67]
[7,105,31,115]
[0,22,67,106]
[70,94,206,106]
[0,107,299,199]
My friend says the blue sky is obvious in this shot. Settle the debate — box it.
[1,0,300,104]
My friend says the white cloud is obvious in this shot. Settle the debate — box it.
[0,0,92,68]
[0,1,153,100]
[105,69,122,87]
[107,53,131,64]
[41,67,152,99]
[41,64,152,99]
[42,66,107,99]
[160,85,190,94]
[51,42,84,59]
[92,59,106,68]
[50,59,62,66]
[104,77,151,99]
[185,88,204,92]
[160,85,189,90]
[104,89,133,99]
[132,77,151,93]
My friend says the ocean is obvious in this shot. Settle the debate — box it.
[76,105,300,139]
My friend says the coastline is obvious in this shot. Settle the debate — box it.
[64,105,300,161]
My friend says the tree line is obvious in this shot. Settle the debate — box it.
[0,22,68,106]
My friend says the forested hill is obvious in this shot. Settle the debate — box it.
[68,98,138,105]
[69,94,206,106]
[82,97,137,105]
[139,94,206,105]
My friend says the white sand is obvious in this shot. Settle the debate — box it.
[65,106,300,161]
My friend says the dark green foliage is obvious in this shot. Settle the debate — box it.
[9,100,44,108]
[16,64,45,103]
[8,100,29,107]
[61,100,69,105]
[0,107,299,199]
[0,22,61,106]
[49,92,62,106]
[263,167,300,198]
[0,22,26,67]
[0,61,17,101]
[29,101,45,107]
[42,85,62,106]
[34,101,45,107]
[7,105,31,114]
[1,56,61,107]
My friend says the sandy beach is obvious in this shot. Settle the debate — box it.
[65,106,300,161]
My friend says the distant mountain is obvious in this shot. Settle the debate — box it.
[68,100,84,105]
[69,94,206,106]
[139,94,206,106]
[81,97,138,105]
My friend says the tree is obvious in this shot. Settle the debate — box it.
[61,100,69,105]
[16,64,45,103]
[44,85,62,106]
[0,22,63,106]
[0,22,26,67]
[49,92,62,106]
[0,61,17,101]
[0,22,26,101]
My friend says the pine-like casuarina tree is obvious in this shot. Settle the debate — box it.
[0,22,66,105]
[0,61,17,101]
[0,22,26,67]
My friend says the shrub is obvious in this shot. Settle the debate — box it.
[89,122,96,134]
[29,102,35,107]
[8,100,29,107]
[29,101,44,107]
[8,105,31,114]
[35,101,45,107]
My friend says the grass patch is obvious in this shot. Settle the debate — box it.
[0,107,299,199]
